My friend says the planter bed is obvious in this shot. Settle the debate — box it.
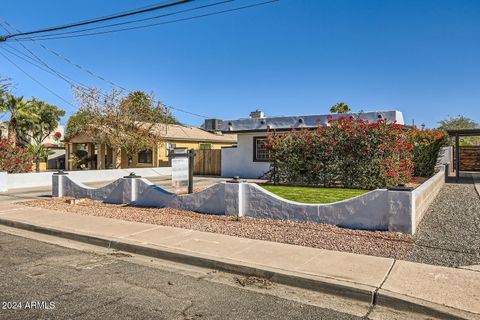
[19,198,414,260]
[259,185,370,204]
[258,176,429,205]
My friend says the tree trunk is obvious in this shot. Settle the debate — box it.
[7,117,16,147]
[35,161,40,172]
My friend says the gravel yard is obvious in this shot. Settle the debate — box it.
[18,178,480,267]
[20,198,415,260]
[407,179,480,267]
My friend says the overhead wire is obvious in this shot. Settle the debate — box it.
[21,0,235,40]
[0,0,280,118]
[0,50,77,108]
[13,0,280,42]
[1,0,194,41]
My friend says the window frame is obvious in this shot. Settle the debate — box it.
[137,149,153,164]
[252,136,270,162]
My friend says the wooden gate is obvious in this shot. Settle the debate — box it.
[194,149,221,175]
[455,146,480,171]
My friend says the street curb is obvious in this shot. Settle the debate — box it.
[0,217,375,303]
[375,289,475,320]
[0,217,476,320]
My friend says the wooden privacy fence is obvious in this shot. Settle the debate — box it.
[454,146,480,172]
[194,149,221,175]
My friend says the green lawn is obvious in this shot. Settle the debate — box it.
[260,185,370,204]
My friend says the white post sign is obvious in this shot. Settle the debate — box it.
[171,157,189,194]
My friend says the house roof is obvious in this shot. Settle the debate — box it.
[66,123,237,144]
[205,110,405,133]
[151,124,237,142]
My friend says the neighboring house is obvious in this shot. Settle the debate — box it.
[0,122,65,170]
[0,121,64,147]
[41,124,65,147]
[203,110,405,179]
[64,123,237,170]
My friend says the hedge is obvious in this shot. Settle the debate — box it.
[411,128,447,177]
[265,116,414,189]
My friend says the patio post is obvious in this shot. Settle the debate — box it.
[455,134,460,181]
[97,143,106,170]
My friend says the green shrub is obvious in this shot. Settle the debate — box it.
[411,129,448,177]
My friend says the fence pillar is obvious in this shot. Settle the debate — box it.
[52,171,69,198]
[123,173,141,203]
[224,181,241,216]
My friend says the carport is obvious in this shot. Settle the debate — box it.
[446,128,480,181]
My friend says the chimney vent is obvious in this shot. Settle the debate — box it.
[250,109,265,118]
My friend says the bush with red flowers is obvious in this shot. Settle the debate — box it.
[265,116,414,189]
[0,139,33,173]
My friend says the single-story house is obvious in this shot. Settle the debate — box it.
[202,110,405,179]
[64,123,237,170]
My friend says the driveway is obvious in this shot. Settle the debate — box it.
[408,176,480,267]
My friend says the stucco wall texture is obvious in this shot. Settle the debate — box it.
[52,167,446,234]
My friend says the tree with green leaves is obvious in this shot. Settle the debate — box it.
[0,94,29,147]
[438,115,480,146]
[27,144,54,172]
[437,115,478,131]
[0,76,11,95]
[330,102,351,113]
[65,110,91,139]
[17,98,65,145]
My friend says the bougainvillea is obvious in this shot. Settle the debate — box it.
[410,128,447,177]
[0,139,33,173]
[265,116,414,189]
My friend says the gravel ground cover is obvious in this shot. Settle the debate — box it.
[18,179,479,267]
[407,179,480,267]
[20,198,414,260]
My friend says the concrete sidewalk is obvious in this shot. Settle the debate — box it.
[0,204,479,319]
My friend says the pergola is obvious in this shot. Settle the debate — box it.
[446,128,480,180]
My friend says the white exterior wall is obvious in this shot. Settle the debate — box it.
[4,167,171,190]
[221,133,270,179]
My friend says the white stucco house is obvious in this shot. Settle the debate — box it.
[203,110,405,179]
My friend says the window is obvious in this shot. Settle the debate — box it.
[138,149,153,164]
[199,143,212,150]
[253,137,270,162]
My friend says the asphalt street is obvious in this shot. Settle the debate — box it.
[0,231,362,320]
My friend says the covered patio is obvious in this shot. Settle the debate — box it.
[65,133,117,171]
[447,128,480,181]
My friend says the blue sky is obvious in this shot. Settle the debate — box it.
[1,0,479,128]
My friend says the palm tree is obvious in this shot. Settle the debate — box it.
[0,94,28,147]
[330,102,351,114]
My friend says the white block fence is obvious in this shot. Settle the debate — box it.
[0,167,171,191]
[52,166,447,234]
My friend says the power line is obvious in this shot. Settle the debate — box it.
[21,0,235,40]
[2,38,212,118]
[0,23,83,90]
[0,46,87,89]
[14,0,280,42]
[0,0,194,41]
[0,50,76,108]
[2,20,213,119]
